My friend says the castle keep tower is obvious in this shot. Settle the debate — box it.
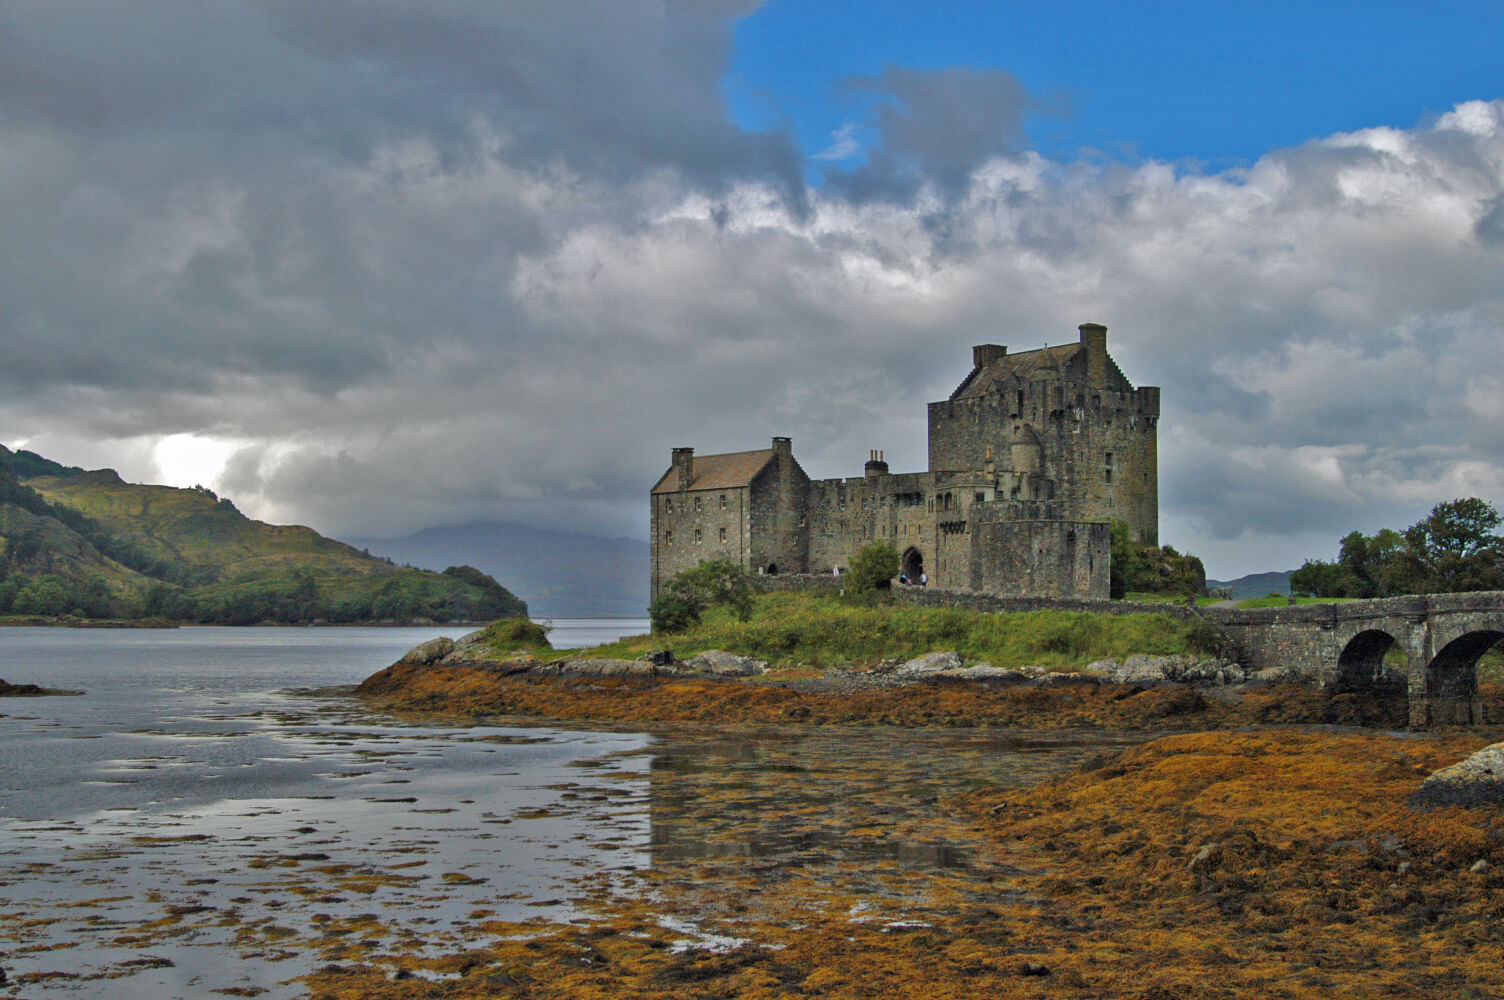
[927,323,1159,544]
[651,323,1159,599]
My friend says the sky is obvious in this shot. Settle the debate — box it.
[2,0,1503,579]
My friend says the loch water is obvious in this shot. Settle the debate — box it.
[0,624,1139,997]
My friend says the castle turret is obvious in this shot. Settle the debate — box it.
[1079,323,1107,386]
[973,344,1008,368]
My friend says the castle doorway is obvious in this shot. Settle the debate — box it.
[765,563,778,576]
[901,547,924,582]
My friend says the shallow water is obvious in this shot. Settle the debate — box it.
[0,625,1139,996]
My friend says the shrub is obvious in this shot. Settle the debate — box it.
[481,617,552,653]
[845,542,899,602]
[650,590,701,634]
[651,558,758,634]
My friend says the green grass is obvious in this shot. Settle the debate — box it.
[477,618,553,655]
[578,591,1213,671]
[1235,593,1357,609]
[1124,591,1222,607]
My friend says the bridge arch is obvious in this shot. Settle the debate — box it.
[1335,630,1406,694]
[1422,630,1502,725]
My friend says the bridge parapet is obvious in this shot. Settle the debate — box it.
[1207,591,1504,728]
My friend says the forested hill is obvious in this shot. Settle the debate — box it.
[0,445,526,624]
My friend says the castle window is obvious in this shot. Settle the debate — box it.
[666,498,673,513]
[694,496,702,511]
[720,494,727,509]
[1105,452,1113,483]
[975,491,985,504]
[1016,389,1024,414]
[665,530,673,544]
[718,527,727,543]
[694,528,702,544]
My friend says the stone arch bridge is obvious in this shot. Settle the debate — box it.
[1203,592,1504,728]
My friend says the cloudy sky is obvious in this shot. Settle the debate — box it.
[3,0,1503,578]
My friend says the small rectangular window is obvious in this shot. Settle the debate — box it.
[665,530,673,544]
[694,528,702,544]
[665,498,673,513]
[975,491,985,504]
[694,496,702,511]
[718,527,727,542]
[720,494,727,509]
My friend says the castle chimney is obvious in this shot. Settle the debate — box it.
[864,449,889,478]
[671,446,694,492]
[973,344,1008,368]
[772,436,792,458]
[1079,323,1107,386]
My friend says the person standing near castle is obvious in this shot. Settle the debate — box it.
[920,572,928,587]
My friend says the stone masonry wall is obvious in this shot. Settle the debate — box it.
[651,485,752,598]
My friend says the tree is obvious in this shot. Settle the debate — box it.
[845,541,899,602]
[649,558,757,634]
[1110,521,1206,599]
[1294,499,1504,598]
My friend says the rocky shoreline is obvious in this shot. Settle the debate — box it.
[0,677,82,697]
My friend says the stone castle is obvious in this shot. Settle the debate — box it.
[650,323,1159,600]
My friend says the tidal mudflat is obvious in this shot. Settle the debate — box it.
[0,626,1138,997]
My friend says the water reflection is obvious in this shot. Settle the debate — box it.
[0,626,1142,994]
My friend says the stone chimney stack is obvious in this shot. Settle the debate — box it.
[864,450,889,478]
[671,446,694,492]
[1080,323,1107,386]
[973,344,1008,368]
[772,436,792,459]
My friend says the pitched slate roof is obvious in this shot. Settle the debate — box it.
[652,448,775,494]
[950,343,1131,400]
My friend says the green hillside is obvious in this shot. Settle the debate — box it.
[0,445,525,624]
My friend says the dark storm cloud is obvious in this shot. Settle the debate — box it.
[826,66,1046,201]
[0,0,801,192]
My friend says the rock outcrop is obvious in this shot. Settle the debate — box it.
[1087,655,1246,686]
[1412,742,1504,809]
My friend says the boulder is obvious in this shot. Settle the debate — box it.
[896,651,963,678]
[548,658,660,677]
[679,650,767,676]
[399,636,455,666]
[1029,671,1100,689]
[1412,742,1504,809]
[1088,655,1246,686]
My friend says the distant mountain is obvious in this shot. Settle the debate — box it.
[349,521,649,619]
[0,445,524,623]
[1206,570,1295,601]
